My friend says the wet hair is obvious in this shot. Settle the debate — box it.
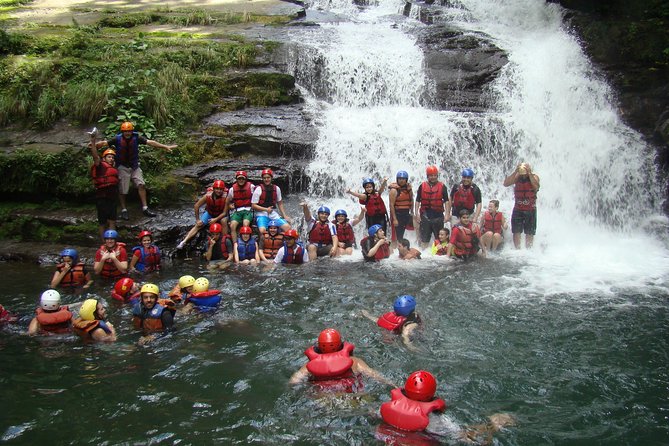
[490,199,499,209]
[459,209,470,217]
[439,227,450,238]
[399,238,411,249]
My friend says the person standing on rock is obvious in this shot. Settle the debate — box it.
[414,166,450,249]
[95,121,177,220]
[89,129,119,241]
[503,162,540,249]
[448,168,482,225]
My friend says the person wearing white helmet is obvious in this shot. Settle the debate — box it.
[72,299,116,342]
[28,290,73,335]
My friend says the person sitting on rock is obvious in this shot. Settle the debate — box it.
[302,204,338,260]
[361,224,391,262]
[177,180,229,250]
[205,223,233,269]
[234,226,259,265]
[225,171,256,242]
[251,168,291,236]
[332,209,355,256]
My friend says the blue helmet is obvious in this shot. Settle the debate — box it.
[59,248,79,263]
[268,220,280,228]
[396,170,409,180]
[461,168,475,178]
[368,224,383,237]
[317,206,330,215]
[334,209,348,218]
[362,177,375,187]
[103,230,119,239]
[394,295,416,316]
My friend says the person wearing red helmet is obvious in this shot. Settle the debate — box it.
[289,328,392,390]
[94,121,177,220]
[205,222,233,268]
[177,179,229,250]
[129,230,161,273]
[252,168,291,236]
[233,226,259,265]
[111,277,140,304]
[503,162,540,249]
[88,129,119,241]
[273,229,309,264]
[225,170,256,242]
[415,165,451,249]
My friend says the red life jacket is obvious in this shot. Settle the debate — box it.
[185,290,221,307]
[389,182,413,210]
[361,236,391,261]
[131,245,161,273]
[232,182,253,209]
[56,263,88,288]
[97,242,127,279]
[308,221,333,245]
[334,221,355,244]
[111,290,140,304]
[360,192,387,217]
[419,181,446,214]
[452,184,476,211]
[258,184,278,207]
[281,242,305,264]
[483,211,504,234]
[453,224,479,256]
[206,191,228,217]
[305,342,355,379]
[90,161,119,190]
[380,388,446,432]
[262,233,284,259]
[115,132,140,168]
[514,177,537,211]
[35,306,72,333]
[377,311,407,332]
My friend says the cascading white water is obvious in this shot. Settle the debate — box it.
[287,0,669,294]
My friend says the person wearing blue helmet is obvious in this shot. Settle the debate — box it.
[449,168,482,225]
[50,248,93,291]
[347,177,389,235]
[302,203,338,260]
[94,230,128,279]
[388,170,414,249]
[333,209,355,255]
[362,294,421,350]
[361,224,390,262]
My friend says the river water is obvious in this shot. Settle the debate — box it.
[2,0,669,444]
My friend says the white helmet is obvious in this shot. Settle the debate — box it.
[40,289,61,311]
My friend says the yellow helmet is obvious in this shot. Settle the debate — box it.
[193,277,209,293]
[140,283,160,296]
[178,275,196,289]
[79,299,98,321]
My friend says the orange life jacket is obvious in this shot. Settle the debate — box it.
[35,306,72,333]
[389,182,413,210]
[262,232,284,259]
[56,263,88,288]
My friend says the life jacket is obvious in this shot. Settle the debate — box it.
[304,342,360,392]
[35,306,72,333]
[232,182,253,209]
[361,236,390,261]
[56,263,88,288]
[308,221,333,245]
[514,176,537,211]
[236,236,257,260]
[185,290,222,308]
[380,388,447,432]
[377,312,407,333]
[258,184,278,208]
[389,182,413,210]
[206,191,228,217]
[132,301,175,331]
[90,160,119,190]
[131,245,161,273]
[115,132,140,168]
[167,284,187,303]
[483,211,504,234]
[262,233,284,259]
[453,223,480,256]
[432,240,449,256]
[72,318,112,340]
[419,181,446,214]
[333,221,355,244]
[111,290,140,304]
[361,192,387,217]
[98,242,127,279]
[452,184,476,212]
[281,242,305,264]
[215,234,232,260]
[0,305,17,323]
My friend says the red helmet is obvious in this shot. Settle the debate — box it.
[209,223,222,233]
[212,180,225,190]
[284,229,298,239]
[404,370,437,402]
[235,170,248,179]
[261,168,273,178]
[239,226,252,235]
[114,278,135,297]
[120,121,134,131]
[318,328,342,353]
[426,165,439,176]
[138,230,152,240]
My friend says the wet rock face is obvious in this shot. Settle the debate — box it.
[414,25,508,112]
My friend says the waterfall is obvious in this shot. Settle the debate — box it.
[286,0,669,294]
